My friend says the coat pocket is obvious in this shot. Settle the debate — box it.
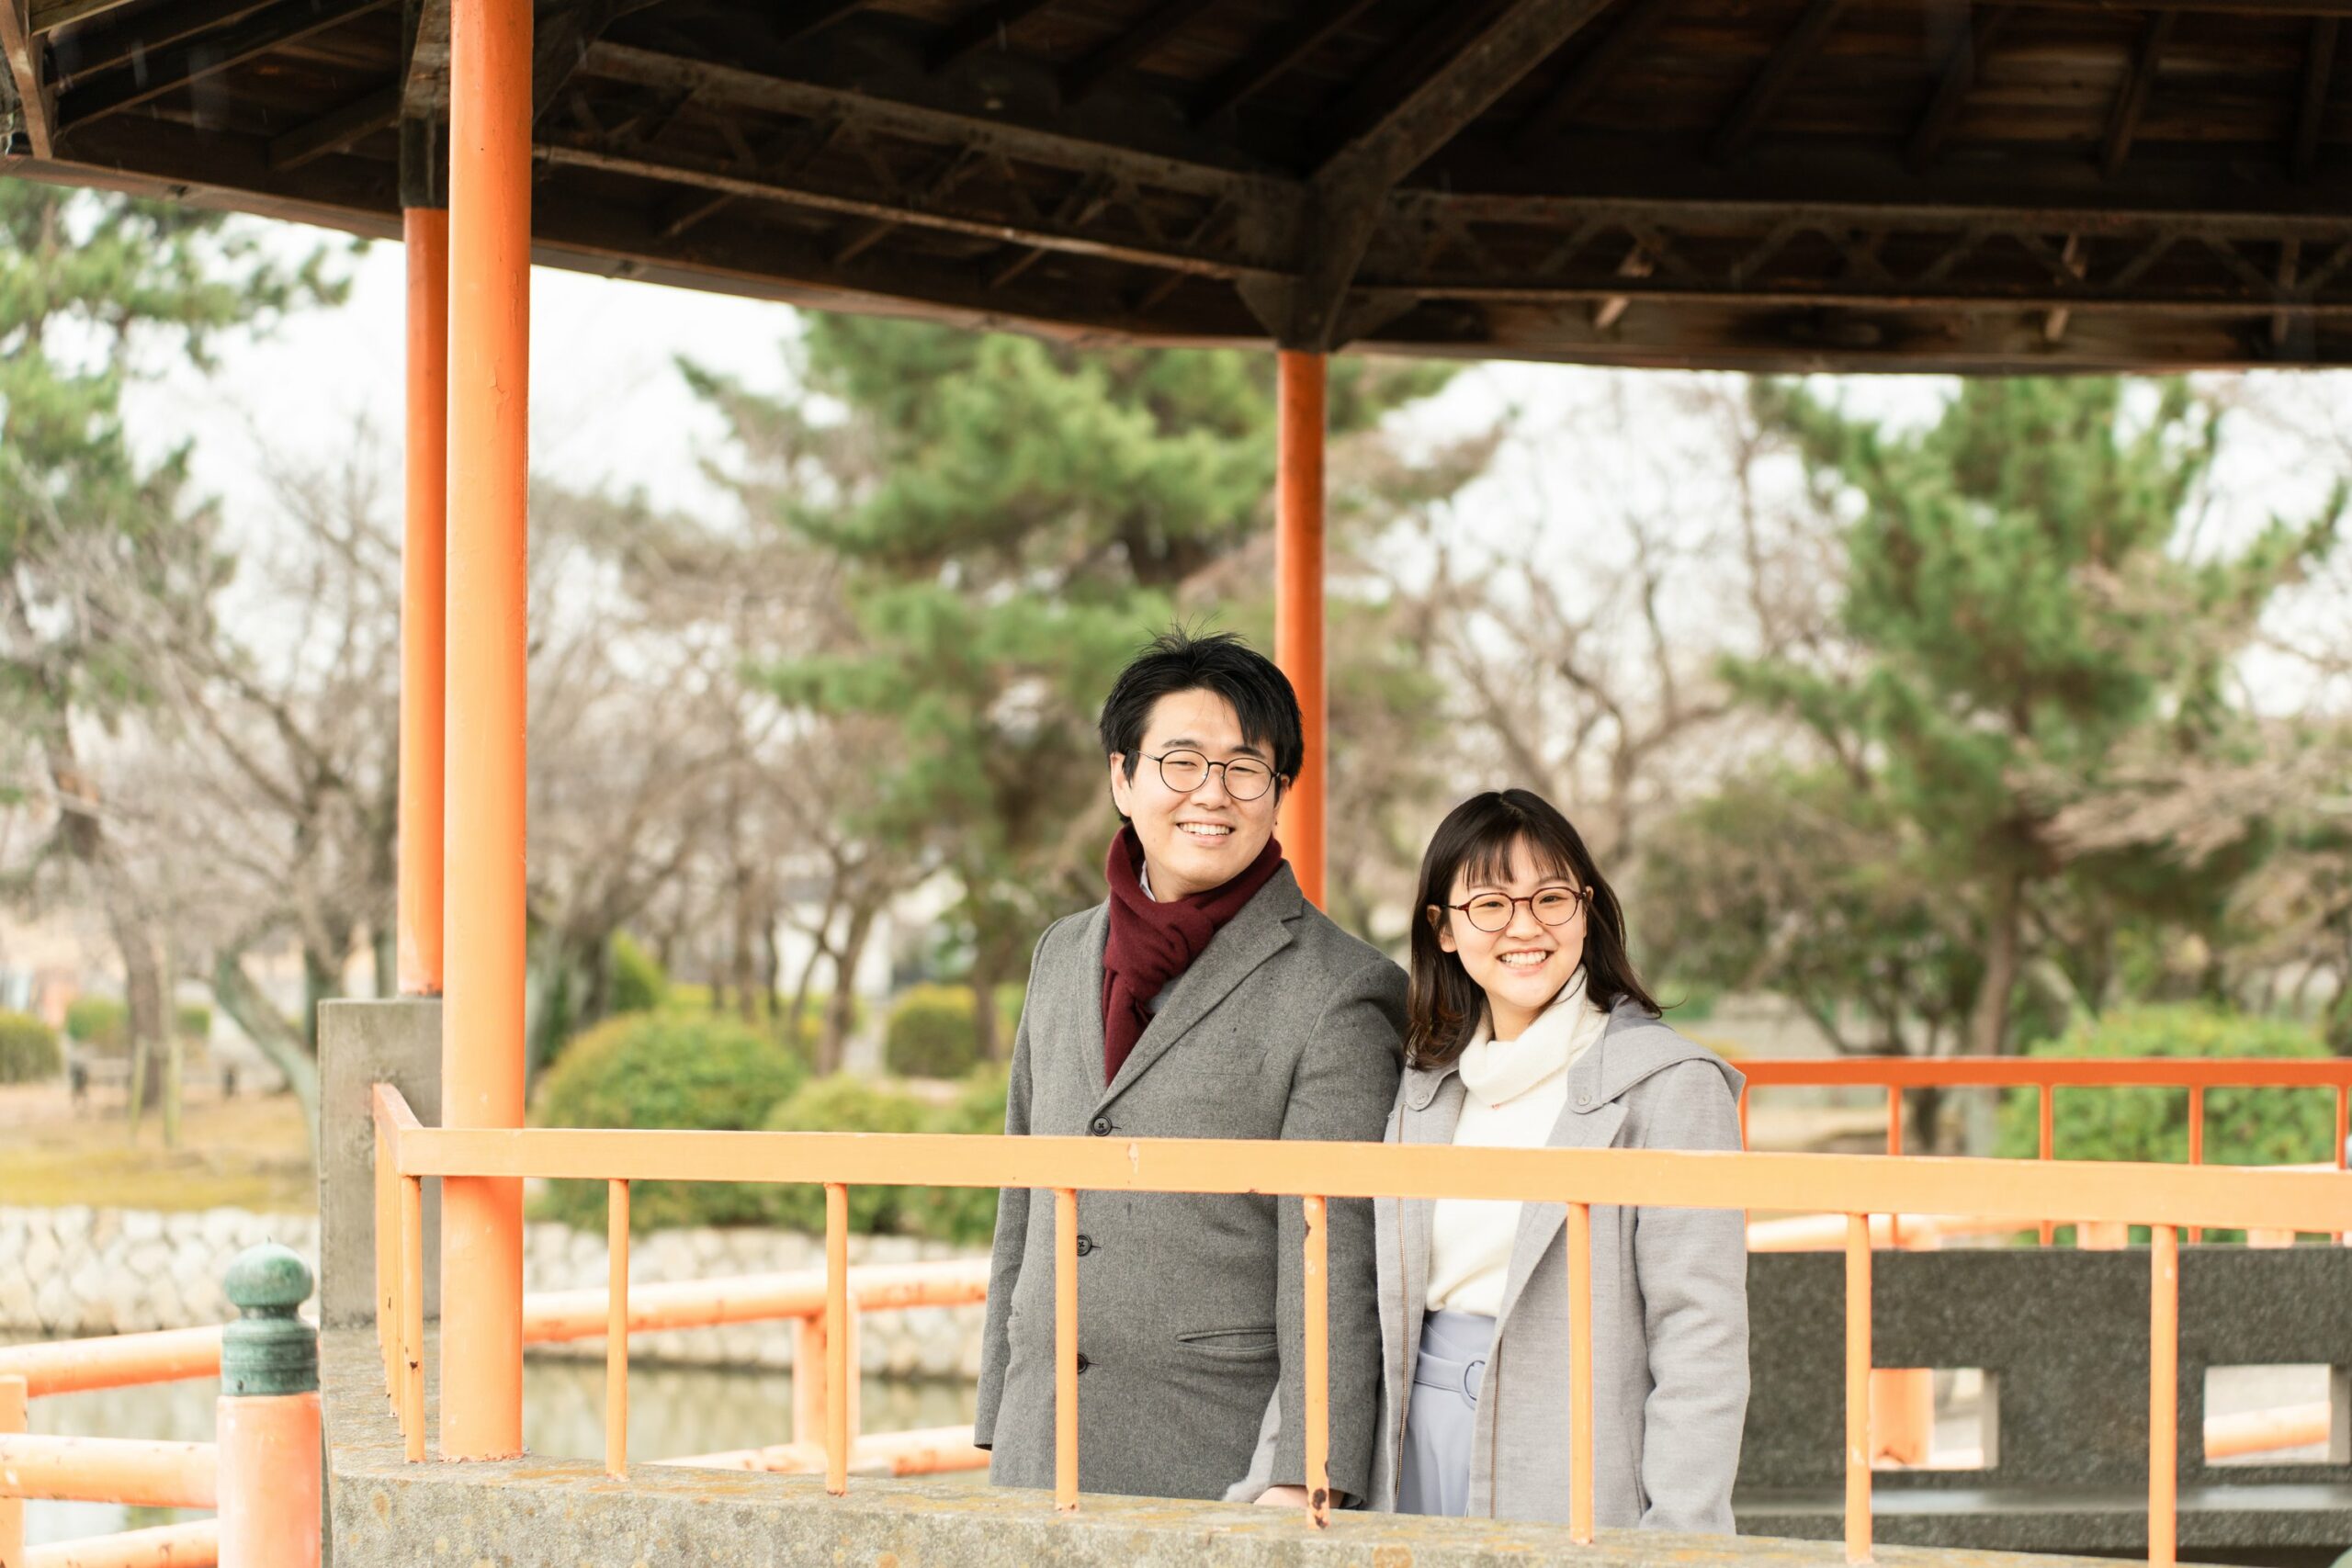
[1174,1326,1278,1360]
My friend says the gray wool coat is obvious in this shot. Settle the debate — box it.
[973,863,1405,1503]
[1234,1000,1748,1530]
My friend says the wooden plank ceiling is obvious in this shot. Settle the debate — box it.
[5,0,2352,370]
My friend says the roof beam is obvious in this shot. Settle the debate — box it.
[401,0,447,116]
[1190,0,1376,124]
[47,0,277,85]
[2295,16,2339,177]
[1512,0,1676,147]
[1061,0,1217,104]
[1709,0,1849,163]
[1283,0,1616,347]
[2101,11,2174,179]
[1907,4,2012,171]
[59,0,390,128]
[581,42,1294,217]
[925,0,1057,75]
[535,130,1279,281]
[27,0,136,35]
[1,0,52,154]
[271,81,399,168]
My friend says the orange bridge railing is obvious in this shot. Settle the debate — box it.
[369,1081,2352,1565]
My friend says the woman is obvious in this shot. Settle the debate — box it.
[1247,787,1747,1527]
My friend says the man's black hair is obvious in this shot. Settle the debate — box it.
[1098,628,1304,788]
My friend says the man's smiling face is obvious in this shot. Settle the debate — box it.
[1108,687,1283,900]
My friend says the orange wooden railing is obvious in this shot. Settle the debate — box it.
[370,1082,2352,1563]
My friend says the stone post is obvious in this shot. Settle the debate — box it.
[218,1243,322,1568]
[317,999,442,1331]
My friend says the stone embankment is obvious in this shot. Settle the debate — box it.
[0,1205,986,1378]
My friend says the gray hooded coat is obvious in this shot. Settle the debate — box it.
[1234,1000,1748,1529]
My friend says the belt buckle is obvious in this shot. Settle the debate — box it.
[1461,1356,1487,1404]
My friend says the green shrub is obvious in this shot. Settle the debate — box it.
[762,1075,932,1234]
[0,1010,62,1083]
[755,1068,1008,1247]
[175,1003,210,1042]
[64,997,127,1052]
[909,1066,1008,1247]
[661,985,843,1058]
[886,984,1005,1078]
[1996,1006,2341,1170]
[530,1010,807,1231]
[610,933,667,1014]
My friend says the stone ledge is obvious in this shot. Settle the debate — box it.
[322,1328,2117,1568]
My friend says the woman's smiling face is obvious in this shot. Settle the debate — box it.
[1433,835,1589,1040]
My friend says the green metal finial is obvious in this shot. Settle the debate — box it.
[220,1243,318,1396]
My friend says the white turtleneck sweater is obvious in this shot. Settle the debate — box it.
[1424,969,1611,1317]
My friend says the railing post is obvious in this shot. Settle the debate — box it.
[375,1121,396,1403]
[1,1372,24,1568]
[401,1174,424,1462]
[1054,1187,1079,1514]
[1566,1201,1595,1545]
[218,1244,322,1568]
[824,1183,849,1495]
[606,1179,629,1476]
[2150,1224,2178,1568]
[1844,1213,1872,1565]
[2038,1082,2055,1247]
[2187,1088,2204,1245]
[1301,1194,1329,1529]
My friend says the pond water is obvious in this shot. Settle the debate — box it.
[21,1359,978,1550]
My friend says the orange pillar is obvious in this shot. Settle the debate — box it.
[438,0,531,1461]
[398,206,448,997]
[1274,351,1327,908]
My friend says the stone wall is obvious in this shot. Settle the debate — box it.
[0,1205,986,1378]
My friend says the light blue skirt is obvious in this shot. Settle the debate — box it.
[1397,1309,1496,1517]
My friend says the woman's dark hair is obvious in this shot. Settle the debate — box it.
[1405,788,1658,1070]
[1098,627,1305,791]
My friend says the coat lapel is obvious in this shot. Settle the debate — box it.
[1487,1030,1629,1338]
[1091,865,1301,1114]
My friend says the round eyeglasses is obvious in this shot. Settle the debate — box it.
[1147,750,1276,801]
[1445,886,1586,932]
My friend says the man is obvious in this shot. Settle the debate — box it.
[974,628,1405,1505]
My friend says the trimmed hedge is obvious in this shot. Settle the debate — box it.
[761,1068,1009,1247]
[64,997,127,1052]
[884,985,1020,1078]
[530,1010,808,1231]
[1996,1006,2342,1169]
[610,932,667,1014]
[0,1010,62,1084]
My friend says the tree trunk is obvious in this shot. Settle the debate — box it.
[99,882,167,1124]
[212,950,320,1157]
[970,942,1007,1066]
[821,903,877,1077]
[1968,870,2026,1057]
[787,938,827,1063]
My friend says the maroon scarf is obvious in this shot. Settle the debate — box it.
[1100,824,1284,1084]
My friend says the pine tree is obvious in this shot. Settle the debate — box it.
[689,318,1453,1056]
[1728,378,2340,1056]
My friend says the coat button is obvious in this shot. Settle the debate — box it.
[1576,1090,1592,1108]
[1075,1235,1094,1257]
[1090,1116,1111,1136]
[1075,1353,1091,1374]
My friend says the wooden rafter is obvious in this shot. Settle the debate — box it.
[1,0,52,155]
[58,0,390,128]
[1513,0,1677,147]
[26,0,135,35]
[1061,0,1219,104]
[775,0,874,52]
[47,0,277,85]
[2101,11,2174,179]
[1190,0,1376,124]
[1709,0,1849,163]
[2295,17,2340,177]
[1285,0,1617,347]
[401,0,445,117]
[1908,4,2012,171]
[925,0,1057,76]
[271,82,399,168]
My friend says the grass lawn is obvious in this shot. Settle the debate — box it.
[0,1085,312,1213]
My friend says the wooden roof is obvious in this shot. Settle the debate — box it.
[6,0,2352,371]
